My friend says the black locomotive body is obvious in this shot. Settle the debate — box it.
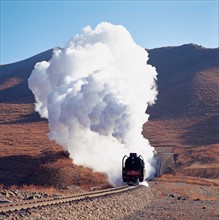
[122,153,145,185]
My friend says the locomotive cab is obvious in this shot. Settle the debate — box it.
[122,153,145,185]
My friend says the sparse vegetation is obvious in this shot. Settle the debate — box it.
[0,44,219,195]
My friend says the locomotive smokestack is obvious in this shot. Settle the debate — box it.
[28,22,158,185]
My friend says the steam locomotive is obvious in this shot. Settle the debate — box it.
[122,153,145,185]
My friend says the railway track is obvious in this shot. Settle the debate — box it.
[0,185,137,213]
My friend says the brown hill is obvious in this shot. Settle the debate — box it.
[143,44,219,180]
[0,51,109,190]
[0,44,218,188]
[0,49,53,103]
[146,44,219,120]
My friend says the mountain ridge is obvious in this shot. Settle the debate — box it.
[0,43,218,187]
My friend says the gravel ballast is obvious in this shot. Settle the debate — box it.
[0,183,218,220]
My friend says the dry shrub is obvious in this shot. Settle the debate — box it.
[5,184,58,194]
[158,174,219,186]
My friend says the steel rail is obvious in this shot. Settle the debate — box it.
[0,185,137,213]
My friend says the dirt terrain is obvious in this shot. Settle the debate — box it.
[0,44,218,218]
[0,50,109,190]
[144,44,219,182]
[1,183,218,220]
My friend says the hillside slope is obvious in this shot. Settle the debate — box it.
[0,44,218,188]
[0,49,53,103]
[0,50,108,189]
[143,44,219,179]
[146,43,219,120]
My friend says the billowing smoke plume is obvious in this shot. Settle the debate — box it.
[28,22,158,185]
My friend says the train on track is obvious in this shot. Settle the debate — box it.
[122,153,145,185]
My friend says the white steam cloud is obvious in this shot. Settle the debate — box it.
[28,22,158,185]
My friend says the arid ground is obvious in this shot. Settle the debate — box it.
[0,44,218,218]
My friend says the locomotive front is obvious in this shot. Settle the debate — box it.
[122,153,145,185]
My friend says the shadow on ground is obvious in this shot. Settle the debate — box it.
[0,151,69,187]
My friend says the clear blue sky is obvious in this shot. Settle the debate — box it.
[1,0,218,64]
